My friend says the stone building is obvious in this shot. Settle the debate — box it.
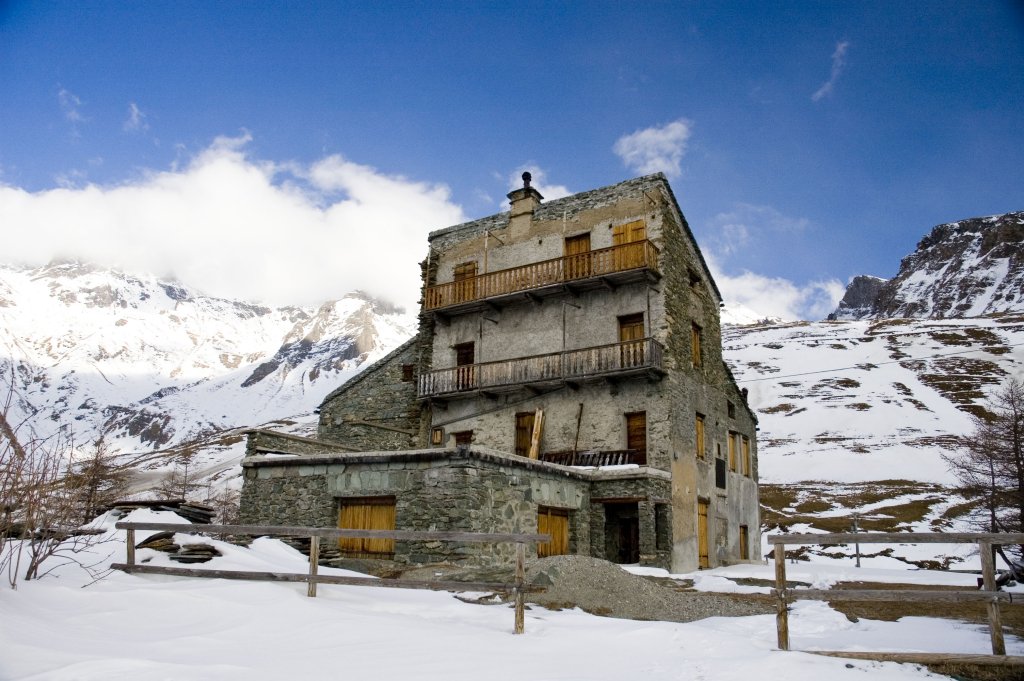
[240,172,760,572]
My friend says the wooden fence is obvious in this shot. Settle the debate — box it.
[112,522,549,634]
[769,532,1024,665]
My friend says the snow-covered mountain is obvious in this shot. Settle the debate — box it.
[0,262,415,464]
[830,211,1024,320]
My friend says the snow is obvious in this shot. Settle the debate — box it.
[1,511,1020,680]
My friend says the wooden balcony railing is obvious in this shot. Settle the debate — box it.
[425,240,660,311]
[540,449,642,467]
[418,338,664,398]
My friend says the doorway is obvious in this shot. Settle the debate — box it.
[603,502,640,564]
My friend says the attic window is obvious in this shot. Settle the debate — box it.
[401,364,415,382]
[688,268,702,288]
[727,401,736,419]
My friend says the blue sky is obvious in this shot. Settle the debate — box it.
[1,1,1022,318]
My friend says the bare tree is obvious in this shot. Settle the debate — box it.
[64,434,130,524]
[944,378,1024,561]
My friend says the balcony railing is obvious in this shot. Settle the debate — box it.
[425,240,660,311]
[418,338,664,398]
[540,449,643,467]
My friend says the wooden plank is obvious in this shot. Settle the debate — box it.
[981,540,1007,655]
[528,408,544,460]
[773,589,1016,604]
[768,532,1024,545]
[126,528,135,567]
[775,543,789,651]
[307,538,319,598]
[343,419,417,436]
[114,522,548,544]
[810,651,1024,666]
[514,542,526,635]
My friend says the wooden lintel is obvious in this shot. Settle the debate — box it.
[344,419,417,436]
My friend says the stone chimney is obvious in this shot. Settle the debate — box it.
[507,171,544,241]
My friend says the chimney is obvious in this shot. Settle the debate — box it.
[507,171,543,241]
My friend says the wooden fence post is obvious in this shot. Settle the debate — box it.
[980,540,1006,655]
[774,543,789,651]
[126,527,136,569]
[307,536,320,598]
[514,541,526,634]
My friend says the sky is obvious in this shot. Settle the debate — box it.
[1,2,1022,319]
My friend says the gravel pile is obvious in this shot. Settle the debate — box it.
[526,555,773,622]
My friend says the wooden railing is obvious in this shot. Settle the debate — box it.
[769,532,1024,662]
[541,449,641,467]
[425,240,660,311]
[113,522,548,634]
[418,338,664,398]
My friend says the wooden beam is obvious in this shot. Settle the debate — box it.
[775,544,789,651]
[307,538,319,598]
[772,589,1017,604]
[514,542,526,634]
[768,532,1024,546]
[809,651,1024,667]
[981,540,1007,654]
[111,564,545,594]
[343,419,417,436]
[114,522,549,544]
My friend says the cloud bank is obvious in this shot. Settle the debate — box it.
[613,118,693,178]
[0,134,465,311]
[707,254,845,321]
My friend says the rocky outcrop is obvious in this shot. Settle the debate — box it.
[830,211,1023,319]
[828,275,888,320]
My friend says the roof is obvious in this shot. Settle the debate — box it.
[319,335,418,406]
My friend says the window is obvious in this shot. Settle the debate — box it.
[453,430,473,446]
[612,220,647,269]
[739,525,750,561]
[514,412,535,458]
[727,400,736,419]
[691,323,703,368]
[728,432,738,472]
[618,313,645,367]
[611,220,646,245]
[564,233,592,279]
[431,427,444,445]
[338,497,396,558]
[401,363,415,382]
[452,261,478,304]
[742,436,751,477]
[454,342,475,390]
[715,458,726,489]
[537,506,570,558]
[625,411,647,465]
[688,267,702,289]
[695,413,706,459]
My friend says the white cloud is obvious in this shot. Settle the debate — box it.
[707,254,845,321]
[708,203,809,257]
[612,118,693,178]
[0,135,466,311]
[58,87,83,122]
[811,40,850,102]
[123,102,149,133]
[506,165,571,202]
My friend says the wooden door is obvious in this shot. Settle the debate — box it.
[338,497,396,557]
[739,525,749,561]
[625,411,647,465]
[697,500,709,569]
[618,313,645,367]
[537,507,569,557]
[452,261,478,304]
[514,411,535,457]
[564,233,591,280]
[454,342,475,390]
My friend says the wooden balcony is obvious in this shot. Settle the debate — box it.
[418,338,665,399]
[424,240,660,313]
[540,449,643,467]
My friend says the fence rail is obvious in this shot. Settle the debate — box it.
[418,338,664,398]
[424,240,660,311]
[112,521,549,634]
[768,532,1024,660]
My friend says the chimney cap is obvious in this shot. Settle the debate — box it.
[522,171,532,189]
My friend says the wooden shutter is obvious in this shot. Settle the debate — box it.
[454,342,475,391]
[697,500,710,569]
[691,323,702,367]
[728,432,737,472]
[695,414,705,459]
[338,497,396,557]
[564,233,591,279]
[537,507,569,558]
[612,220,646,245]
[454,430,473,445]
[739,525,749,561]
[625,411,647,465]
[612,221,647,270]
[515,412,535,458]
[742,436,751,476]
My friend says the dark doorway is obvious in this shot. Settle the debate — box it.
[604,502,640,564]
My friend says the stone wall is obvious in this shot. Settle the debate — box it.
[317,338,422,450]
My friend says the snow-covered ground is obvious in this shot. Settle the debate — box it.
[1,510,1018,680]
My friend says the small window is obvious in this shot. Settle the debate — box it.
[727,400,736,419]
[695,413,706,459]
[453,430,473,446]
[691,323,703,368]
[431,428,444,446]
[401,364,415,382]
[688,268,702,288]
[715,458,726,489]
